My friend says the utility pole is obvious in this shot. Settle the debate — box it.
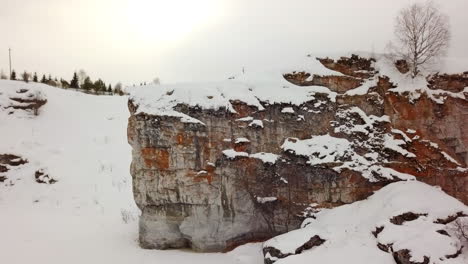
[9,48,12,78]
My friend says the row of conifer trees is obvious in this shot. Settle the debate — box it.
[1,69,125,96]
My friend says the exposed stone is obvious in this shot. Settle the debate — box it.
[377,242,392,253]
[372,210,467,263]
[263,235,325,264]
[0,154,28,166]
[434,211,468,224]
[393,249,430,264]
[395,60,410,74]
[428,73,468,93]
[34,169,57,184]
[436,230,450,237]
[0,154,28,182]
[390,212,428,225]
[372,226,384,238]
[317,54,376,78]
[1,87,47,116]
[283,72,363,93]
[445,247,463,259]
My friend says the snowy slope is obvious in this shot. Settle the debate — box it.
[0,80,262,264]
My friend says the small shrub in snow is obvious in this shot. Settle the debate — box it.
[453,217,468,243]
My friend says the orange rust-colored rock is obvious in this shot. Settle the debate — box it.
[385,94,467,167]
[317,54,376,78]
[428,72,468,93]
[141,147,170,170]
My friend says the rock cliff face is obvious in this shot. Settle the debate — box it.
[127,54,468,252]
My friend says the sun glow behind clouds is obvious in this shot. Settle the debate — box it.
[125,0,219,42]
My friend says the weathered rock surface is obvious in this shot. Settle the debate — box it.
[128,54,468,252]
[0,82,47,116]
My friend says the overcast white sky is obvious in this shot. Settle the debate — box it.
[1,0,467,85]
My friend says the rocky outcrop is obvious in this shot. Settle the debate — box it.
[261,181,468,264]
[35,168,56,184]
[128,54,468,252]
[0,84,47,116]
[0,154,55,185]
[263,235,325,264]
[0,154,28,183]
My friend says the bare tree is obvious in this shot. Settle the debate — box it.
[114,82,124,96]
[153,77,160,85]
[77,69,88,86]
[0,69,7,80]
[390,1,450,77]
[453,218,468,243]
[21,71,31,83]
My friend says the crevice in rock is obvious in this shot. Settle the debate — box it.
[436,230,450,237]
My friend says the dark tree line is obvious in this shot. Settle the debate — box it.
[2,68,125,96]
[69,71,124,95]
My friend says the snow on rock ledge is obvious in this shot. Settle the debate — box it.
[0,80,47,117]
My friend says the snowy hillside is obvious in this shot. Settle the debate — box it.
[0,80,261,264]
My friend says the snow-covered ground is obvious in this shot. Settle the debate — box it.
[0,80,262,264]
[1,74,467,264]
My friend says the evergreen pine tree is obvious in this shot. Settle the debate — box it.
[48,74,52,81]
[10,70,16,80]
[70,72,79,88]
[33,72,38,82]
[93,79,106,93]
[60,78,70,89]
[108,84,112,93]
[82,76,93,91]
[41,74,47,83]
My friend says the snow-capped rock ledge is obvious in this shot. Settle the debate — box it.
[128,54,468,252]
[0,80,47,116]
